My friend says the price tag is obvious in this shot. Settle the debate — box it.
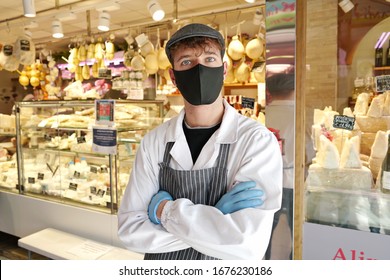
[97,189,105,197]
[37,173,44,180]
[333,115,355,130]
[69,182,78,191]
[90,166,98,173]
[375,75,390,93]
[90,186,97,194]
[241,97,256,109]
[77,136,86,143]
[28,177,35,184]
[73,171,81,179]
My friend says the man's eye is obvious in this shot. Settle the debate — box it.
[205,57,216,62]
[181,60,191,66]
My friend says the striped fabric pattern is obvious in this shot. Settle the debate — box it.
[144,142,230,260]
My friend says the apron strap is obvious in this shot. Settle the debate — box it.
[162,142,175,164]
[215,144,230,168]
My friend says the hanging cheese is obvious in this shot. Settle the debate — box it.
[227,35,245,60]
[157,42,171,70]
[78,45,87,61]
[140,41,154,57]
[145,51,159,75]
[131,53,145,71]
[87,43,95,60]
[14,34,36,65]
[82,64,90,80]
[235,60,250,83]
[245,37,264,60]
[105,41,115,60]
[0,43,20,72]
[223,51,232,71]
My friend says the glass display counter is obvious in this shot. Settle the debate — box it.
[12,100,163,214]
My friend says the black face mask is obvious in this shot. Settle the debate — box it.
[173,64,224,106]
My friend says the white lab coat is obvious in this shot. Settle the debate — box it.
[118,99,283,260]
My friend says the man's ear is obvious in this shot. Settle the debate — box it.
[169,67,176,86]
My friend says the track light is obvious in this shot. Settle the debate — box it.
[98,11,110,31]
[147,0,165,22]
[52,20,64,39]
[23,0,36,17]
[339,0,354,13]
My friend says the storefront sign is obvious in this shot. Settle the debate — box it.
[303,222,390,260]
[333,115,355,130]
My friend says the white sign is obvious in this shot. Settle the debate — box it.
[303,222,390,260]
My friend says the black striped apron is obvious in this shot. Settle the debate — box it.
[144,142,230,260]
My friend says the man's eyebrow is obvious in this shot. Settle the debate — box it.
[175,54,192,63]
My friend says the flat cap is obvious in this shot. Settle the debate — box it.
[165,23,225,61]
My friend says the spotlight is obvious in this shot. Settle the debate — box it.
[98,11,110,31]
[52,20,64,39]
[23,0,36,18]
[245,0,256,3]
[339,0,354,13]
[147,0,165,21]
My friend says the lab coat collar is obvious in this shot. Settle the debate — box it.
[164,99,239,169]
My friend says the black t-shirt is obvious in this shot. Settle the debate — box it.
[182,120,221,163]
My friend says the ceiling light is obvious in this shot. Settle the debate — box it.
[339,0,354,13]
[52,20,64,39]
[245,0,256,3]
[23,0,36,17]
[98,11,110,31]
[147,0,165,22]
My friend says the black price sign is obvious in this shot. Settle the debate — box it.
[98,68,112,79]
[241,97,256,109]
[69,182,78,191]
[333,115,355,130]
[375,75,390,93]
[38,173,44,180]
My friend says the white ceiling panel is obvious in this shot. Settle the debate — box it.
[0,0,264,52]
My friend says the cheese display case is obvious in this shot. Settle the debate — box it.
[0,113,18,194]
[12,100,164,214]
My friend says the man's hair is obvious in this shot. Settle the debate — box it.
[167,36,223,64]
[266,73,295,97]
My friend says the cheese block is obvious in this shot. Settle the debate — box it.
[306,163,373,190]
[339,136,362,169]
[366,95,383,118]
[316,135,340,169]
[360,132,376,156]
[355,116,390,133]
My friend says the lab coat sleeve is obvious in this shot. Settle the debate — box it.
[117,135,191,254]
[160,130,283,259]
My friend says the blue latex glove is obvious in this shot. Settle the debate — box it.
[215,181,264,214]
[148,190,173,224]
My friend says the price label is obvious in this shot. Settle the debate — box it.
[333,115,355,130]
[375,75,390,93]
[241,97,256,109]
[90,186,97,194]
[28,177,35,184]
[69,182,78,191]
[37,173,45,180]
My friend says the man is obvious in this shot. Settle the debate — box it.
[118,23,282,260]
[264,72,295,259]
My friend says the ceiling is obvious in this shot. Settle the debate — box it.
[0,0,264,53]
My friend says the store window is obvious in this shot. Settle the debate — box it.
[303,0,390,260]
